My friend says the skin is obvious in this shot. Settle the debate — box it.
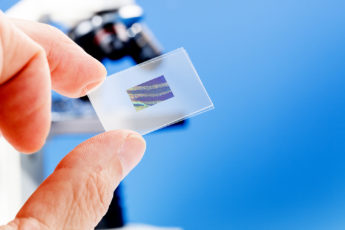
[0,11,146,230]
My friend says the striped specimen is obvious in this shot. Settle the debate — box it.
[127,75,174,111]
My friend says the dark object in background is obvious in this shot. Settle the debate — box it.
[95,187,124,229]
[68,7,161,64]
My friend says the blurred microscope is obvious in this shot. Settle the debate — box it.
[6,0,184,229]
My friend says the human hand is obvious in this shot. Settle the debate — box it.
[0,11,146,229]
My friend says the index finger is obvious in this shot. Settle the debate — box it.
[0,15,106,153]
[11,18,107,98]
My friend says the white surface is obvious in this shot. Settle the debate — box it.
[88,48,214,135]
[0,138,22,225]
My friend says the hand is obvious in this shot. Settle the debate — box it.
[0,11,146,230]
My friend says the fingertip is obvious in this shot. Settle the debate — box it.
[98,130,146,177]
[62,57,107,98]
[5,122,50,154]
[89,129,146,177]
[8,111,51,154]
[118,132,146,176]
[15,132,48,154]
[80,60,107,96]
[95,58,108,78]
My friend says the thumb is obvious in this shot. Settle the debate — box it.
[2,130,146,230]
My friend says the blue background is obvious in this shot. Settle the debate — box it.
[2,0,345,229]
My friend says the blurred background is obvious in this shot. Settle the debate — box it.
[2,0,345,229]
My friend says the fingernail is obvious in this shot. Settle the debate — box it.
[83,79,105,95]
[118,132,146,177]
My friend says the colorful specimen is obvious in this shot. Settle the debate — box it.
[127,75,174,111]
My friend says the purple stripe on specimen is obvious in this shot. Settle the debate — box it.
[127,86,172,95]
[127,75,174,111]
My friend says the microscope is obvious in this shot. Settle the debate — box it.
[68,4,161,65]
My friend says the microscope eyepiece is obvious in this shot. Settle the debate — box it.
[68,6,162,64]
